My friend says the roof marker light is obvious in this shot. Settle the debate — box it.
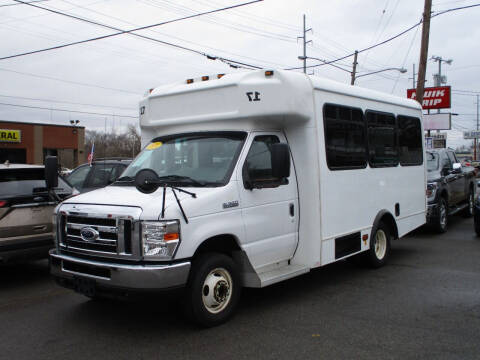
[265,70,274,77]
[202,76,209,81]
[149,88,154,93]
[186,79,194,84]
[217,74,225,79]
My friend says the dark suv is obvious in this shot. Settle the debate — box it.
[426,149,476,233]
[66,158,131,193]
[0,163,75,263]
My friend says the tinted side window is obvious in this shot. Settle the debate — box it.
[66,166,90,190]
[323,104,366,170]
[366,111,398,167]
[447,151,457,165]
[398,115,423,166]
[89,164,117,187]
[243,135,283,188]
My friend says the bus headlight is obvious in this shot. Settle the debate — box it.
[141,220,180,259]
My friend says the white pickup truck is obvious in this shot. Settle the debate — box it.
[49,70,426,326]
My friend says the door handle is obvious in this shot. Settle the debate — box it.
[289,203,294,217]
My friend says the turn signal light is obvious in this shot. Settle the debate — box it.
[265,70,274,77]
[164,233,179,241]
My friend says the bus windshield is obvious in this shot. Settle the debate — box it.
[121,132,247,187]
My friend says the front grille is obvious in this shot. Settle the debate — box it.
[60,215,132,256]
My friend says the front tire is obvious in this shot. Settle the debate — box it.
[433,198,448,233]
[184,253,241,327]
[366,222,391,268]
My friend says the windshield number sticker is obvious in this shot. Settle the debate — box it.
[246,91,261,102]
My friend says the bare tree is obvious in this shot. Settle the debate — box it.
[85,125,141,160]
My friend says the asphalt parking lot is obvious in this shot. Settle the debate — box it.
[1,216,479,360]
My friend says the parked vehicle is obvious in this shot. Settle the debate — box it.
[66,158,131,193]
[49,70,426,326]
[426,148,476,233]
[0,162,76,263]
[474,192,480,236]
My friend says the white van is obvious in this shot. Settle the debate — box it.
[50,70,426,326]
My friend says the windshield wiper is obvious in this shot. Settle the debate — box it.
[157,175,206,187]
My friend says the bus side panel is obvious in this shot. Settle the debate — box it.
[314,90,426,265]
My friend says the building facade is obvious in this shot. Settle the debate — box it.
[0,121,85,169]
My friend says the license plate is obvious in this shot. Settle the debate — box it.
[73,276,96,298]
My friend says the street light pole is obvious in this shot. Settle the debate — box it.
[353,67,407,84]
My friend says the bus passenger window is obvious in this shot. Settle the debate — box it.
[323,104,366,170]
[398,116,423,166]
[366,111,398,167]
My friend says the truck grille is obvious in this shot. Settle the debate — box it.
[60,214,132,256]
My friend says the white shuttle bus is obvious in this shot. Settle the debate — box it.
[49,70,426,326]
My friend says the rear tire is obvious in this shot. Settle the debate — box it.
[433,198,448,233]
[183,253,241,327]
[366,222,391,268]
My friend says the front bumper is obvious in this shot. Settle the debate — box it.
[50,250,191,291]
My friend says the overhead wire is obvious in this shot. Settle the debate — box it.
[0,67,139,94]
[0,93,136,111]
[0,101,138,118]
[56,0,290,69]
[0,0,46,7]
[2,0,264,69]
[285,2,480,72]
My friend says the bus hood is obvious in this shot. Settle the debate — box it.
[61,182,240,221]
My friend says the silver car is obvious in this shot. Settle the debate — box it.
[0,163,76,263]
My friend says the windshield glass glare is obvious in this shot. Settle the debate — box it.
[122,132,247,186]
[426,152,439,172]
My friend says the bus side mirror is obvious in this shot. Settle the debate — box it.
[45,156,58,189]
[271,143,291,179]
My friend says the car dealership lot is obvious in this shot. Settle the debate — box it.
[1,216,480,360]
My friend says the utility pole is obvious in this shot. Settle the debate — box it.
[350,50,358,85]
[298,14,312,74]
[416,0,432,106]
[431,55,452,114]
[476,95,479,160]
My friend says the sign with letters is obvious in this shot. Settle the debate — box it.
[463,130,480,139]
[0,129,21,143]
[407,86,451,110]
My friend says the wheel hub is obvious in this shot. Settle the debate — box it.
[202,268,232,314]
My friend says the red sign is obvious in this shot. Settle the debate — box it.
[407,86,451,109]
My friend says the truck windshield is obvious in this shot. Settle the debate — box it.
[426,152,439,172]
[121,132,247,187]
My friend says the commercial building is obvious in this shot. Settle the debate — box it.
[0,121,85,169]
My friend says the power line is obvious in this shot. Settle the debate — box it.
[0,0,46,7]
[0,67,139,94]
[0,93,136,111]
[0,101,138,118]
[285,2,480,71]
[56,0,290,69]
[2,0,264,69]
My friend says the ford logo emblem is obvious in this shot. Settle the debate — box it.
[80,227,99,242]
